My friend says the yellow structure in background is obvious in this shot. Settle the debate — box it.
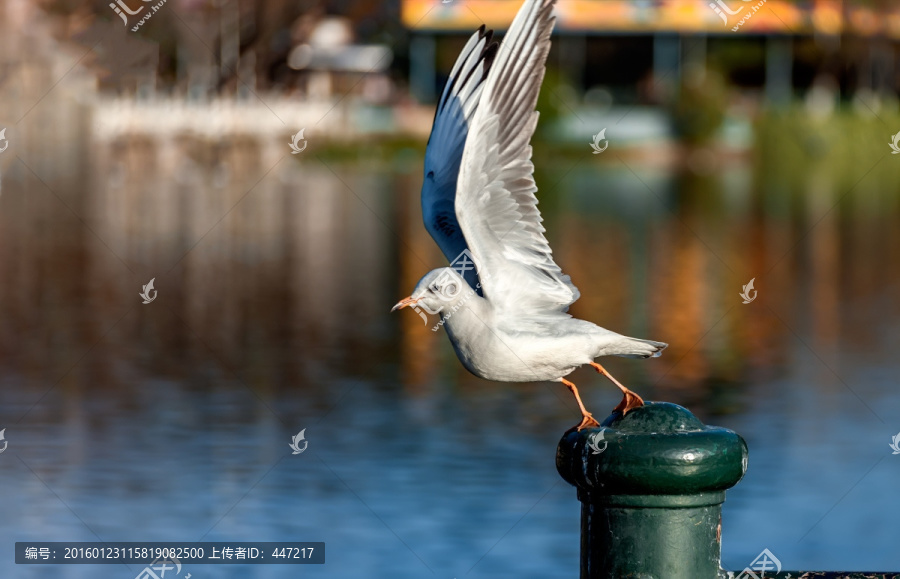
[403,0,900,37]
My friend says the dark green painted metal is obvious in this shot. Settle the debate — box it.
[722,575,900,578]
[557,401,748,579]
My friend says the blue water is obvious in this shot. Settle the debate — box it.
[2,148,900,577]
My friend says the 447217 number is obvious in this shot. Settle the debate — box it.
[271,547,314,559]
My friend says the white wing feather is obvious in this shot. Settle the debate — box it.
[455,0,578,315]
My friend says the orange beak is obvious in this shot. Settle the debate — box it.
[391,296,419,312]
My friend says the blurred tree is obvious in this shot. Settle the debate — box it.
[35,0,405,93]
[670,66,728,146]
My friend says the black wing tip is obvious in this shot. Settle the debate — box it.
[477,22,497,48]
[479,25,499,82]
[443,25,500,109]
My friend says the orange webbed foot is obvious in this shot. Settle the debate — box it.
[589,361,645,416]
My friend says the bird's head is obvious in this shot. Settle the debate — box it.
[391,268,472,316]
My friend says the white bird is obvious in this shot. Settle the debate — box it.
[392,0,667,430]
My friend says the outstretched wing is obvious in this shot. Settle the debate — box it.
[421,25,498,291]
[454,0,579,315]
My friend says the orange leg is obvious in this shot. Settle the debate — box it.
[560,378,600,430]
[590,362,645,416]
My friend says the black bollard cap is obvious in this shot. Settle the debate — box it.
[556,402,748,506]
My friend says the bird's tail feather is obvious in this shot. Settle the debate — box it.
[613,338,668,359]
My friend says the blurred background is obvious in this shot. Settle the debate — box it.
[1,0,900,577]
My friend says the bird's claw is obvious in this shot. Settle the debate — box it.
[576,413,600,431]
[612,389,644,416]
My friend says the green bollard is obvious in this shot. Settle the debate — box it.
[556,401,748,579]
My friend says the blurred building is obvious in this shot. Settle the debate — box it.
[287,16,394,103]
[1,0,896,116]
[403,0,899,110]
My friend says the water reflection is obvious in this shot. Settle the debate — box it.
[1,123,900,577]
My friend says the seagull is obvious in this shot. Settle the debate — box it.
[392,0,667,430]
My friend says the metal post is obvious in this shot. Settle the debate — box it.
[557,402,748,579]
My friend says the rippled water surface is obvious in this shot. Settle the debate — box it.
[1,129,900,577]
